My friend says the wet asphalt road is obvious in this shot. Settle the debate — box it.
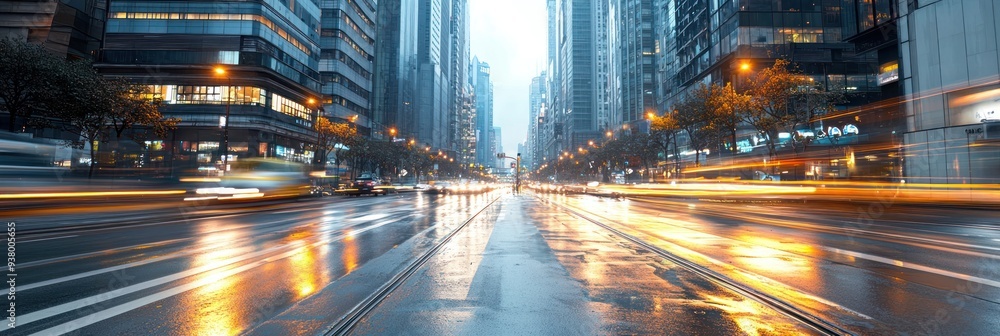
[3,191,999,335]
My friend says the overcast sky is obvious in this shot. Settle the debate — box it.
[469,0,547,156]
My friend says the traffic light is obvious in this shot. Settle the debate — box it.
[496,152,505,159]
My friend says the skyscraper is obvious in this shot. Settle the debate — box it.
[897,0,1000,183]
[610,0,656,124]
[553,0,601,151]
[414,0,450,148]
[320,0,376,136]
[373,0,419,140]
[473,57,493,166]
[448,0,473,163]
[492,126,502,168]
[99,0,323,171]
[528,72,547,169]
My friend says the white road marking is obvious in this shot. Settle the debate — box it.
[5,217,401,333]
[352,213,391,222]
[822,247,1000,289]
[19,238,190,269]
[28,255,270,336]
[20,235,78,243]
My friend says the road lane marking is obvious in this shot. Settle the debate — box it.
[28,212,419,336]
[352,213,390,222]
[821,247,1000,289]
[19,238,190,269]
[28,254,271,336]
[4,216,405,332]
[20,235,78,243]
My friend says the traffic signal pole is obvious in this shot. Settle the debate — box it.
[497,152,521,194]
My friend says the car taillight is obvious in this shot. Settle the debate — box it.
[366,182,374,186]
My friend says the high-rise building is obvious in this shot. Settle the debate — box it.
[828,0,905,181]
[319,0,376,137]
[552,0,602,152]
[376,0,469,152]
[656,0,881,161]
[538,0,561,163]
[473,57,493,166]
[98,0,323,171]
[447,0,473,163]
[0,0,107,61]
[528,72,547,169]
[897,0,1000,183]
[373,0,419,141]
[413,0,451,148]
[610,0,656,125]
[492,126,502,168]
[594,0,612,131]
[653,0,677,113]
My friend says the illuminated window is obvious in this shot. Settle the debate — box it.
[271,94,314,125]
[111,12,313,55]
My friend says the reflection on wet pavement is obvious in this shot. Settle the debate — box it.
[529,197,817,335]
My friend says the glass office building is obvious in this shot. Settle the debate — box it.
[98,0,323,174]
[898,0,1000,183]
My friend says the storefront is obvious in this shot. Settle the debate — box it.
[904,84,1000,184]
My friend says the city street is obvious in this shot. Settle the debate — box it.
[3,191,998,335]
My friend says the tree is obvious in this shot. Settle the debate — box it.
[0,38,62,132]
[108,80,178,141]
[743,59,843,157]
[649,111,682,176]
[674,83,720,167]
[711,83,749,156]
[315,117,359,175]
[44,62,175,178]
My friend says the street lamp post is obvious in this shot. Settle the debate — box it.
[214,67,232,174]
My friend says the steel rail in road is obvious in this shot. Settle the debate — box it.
[322,193,503,336]
[537,195,853,336]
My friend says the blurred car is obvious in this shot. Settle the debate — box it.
[185,158,312,202]
[346,176,386,197]
[0,133,68,181]
[424,181,452,194]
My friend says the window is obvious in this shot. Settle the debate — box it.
[271,94,314,125]
[111,12,313,55]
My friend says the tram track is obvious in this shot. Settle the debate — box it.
[321,193,503,336]
[536,195,852,336]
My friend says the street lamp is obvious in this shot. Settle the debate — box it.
[214,66,233,174]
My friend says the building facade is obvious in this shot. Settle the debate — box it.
[611,0,657,125]
[899,0,1000,183]
[552,0,602,152]
[473,57,493,166]
[528,72,547,169]
[319,0,376,138]
[447,0,473,163]
[98,0,323,173]
[373,0,419,142]
[0,0,106,61]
